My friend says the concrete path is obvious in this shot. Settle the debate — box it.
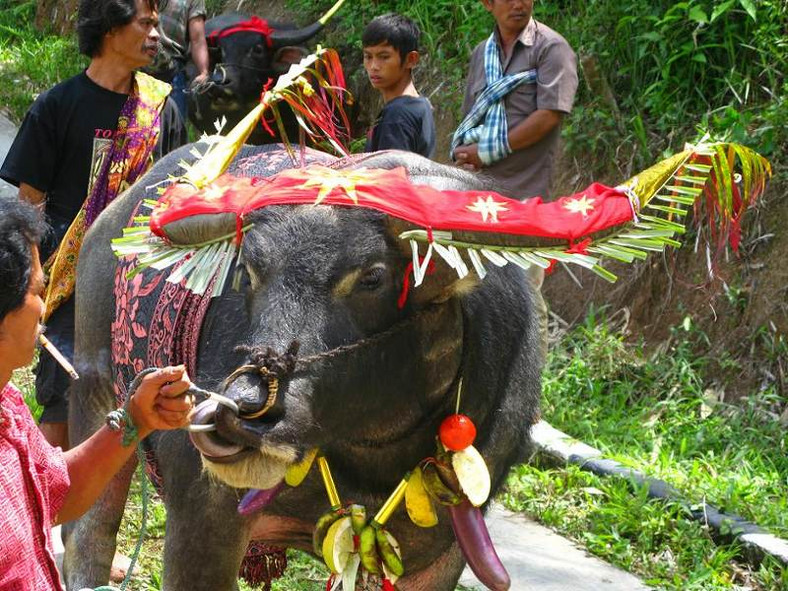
[459,504,651,590]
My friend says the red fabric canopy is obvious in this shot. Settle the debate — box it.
[150,166,635,243]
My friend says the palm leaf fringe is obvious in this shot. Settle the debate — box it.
[400,141,771,285]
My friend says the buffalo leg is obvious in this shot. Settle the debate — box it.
[160,481,250,590]
[62,458,136,588]
[62,369,134,589]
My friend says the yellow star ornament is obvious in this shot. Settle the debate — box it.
[563,195,596,216]
[297,168,373,204]
[466,195,509,223]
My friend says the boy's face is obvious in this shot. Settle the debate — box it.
[363,43,415,92]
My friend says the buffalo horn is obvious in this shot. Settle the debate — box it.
[269,22,323,48]
[269,0,346,47]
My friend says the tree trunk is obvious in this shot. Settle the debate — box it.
[35,0,79,35]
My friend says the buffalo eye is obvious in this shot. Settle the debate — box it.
[358,264,386,290]
[251,44,266,56]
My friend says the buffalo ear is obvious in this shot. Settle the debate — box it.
[385,217,480,306]
[272,46,309,74]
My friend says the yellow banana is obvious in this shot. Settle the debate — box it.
[284,447,319,487]
[312,508,343,557]
[375,527,404,577]
[405,466,439,527]
[359,524,382,574]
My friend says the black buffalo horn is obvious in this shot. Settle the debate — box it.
[269,21,323,48]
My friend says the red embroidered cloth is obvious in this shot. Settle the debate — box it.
[0,383,70,590]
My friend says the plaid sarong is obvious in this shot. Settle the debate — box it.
[451,34,537,165]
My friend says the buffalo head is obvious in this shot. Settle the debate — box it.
[189,12,329,143]
[189,200,477,490]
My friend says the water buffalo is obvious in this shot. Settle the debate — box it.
[62,144,542,590]
[189,10,333,144]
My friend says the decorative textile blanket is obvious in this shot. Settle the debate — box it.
[110,145,337,588]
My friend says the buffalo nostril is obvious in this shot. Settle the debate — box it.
[188,400,244,458]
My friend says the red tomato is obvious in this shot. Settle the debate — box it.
[439,414,477,451]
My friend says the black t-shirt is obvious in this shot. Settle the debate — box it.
[365,96,436,158]
[0,71,186,259]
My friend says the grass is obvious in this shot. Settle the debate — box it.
[0,1,84,121]
[500,309,788,590]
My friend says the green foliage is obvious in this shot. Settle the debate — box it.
[502,310,788,589]
[544,0,788,176]
[12,361,40,421]
[204,0,226,18]
[286,0,490,95]
[0,1,84,122]
[289,0,785,179]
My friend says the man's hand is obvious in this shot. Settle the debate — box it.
[127,365,194,438]
[191,72,210,86]
[58,365,195,523]
[454,144,483,171]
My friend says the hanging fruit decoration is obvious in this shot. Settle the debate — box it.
[439,413,477,451]
[413,379,510,590]
[234,381,510,590]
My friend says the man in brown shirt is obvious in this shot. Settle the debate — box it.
[454,0,578,201]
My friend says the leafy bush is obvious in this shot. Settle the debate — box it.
[0,1,84,122]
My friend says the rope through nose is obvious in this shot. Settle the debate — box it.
[224,340,301,419]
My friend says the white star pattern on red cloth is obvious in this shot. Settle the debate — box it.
[466,195,509,223]
[563,195,596,216]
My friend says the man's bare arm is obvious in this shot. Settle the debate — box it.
[454,110,563,170]
[18,182,45,207]
[188,16,210,83]
[55,366,192,524]
[506,109,563,152]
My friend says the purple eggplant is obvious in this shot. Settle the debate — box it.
[448,499,510,591]
[238,481,286,516]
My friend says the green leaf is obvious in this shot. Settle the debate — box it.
[638,31,662,43]
[710,0,735,22]
[590,265,618,283]
[737,0,757,21]
[688,6,708,24]
[692,53,708,64]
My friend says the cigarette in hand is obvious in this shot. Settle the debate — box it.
[38,334,80,380]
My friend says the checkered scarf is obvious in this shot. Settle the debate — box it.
[451,33,537,165]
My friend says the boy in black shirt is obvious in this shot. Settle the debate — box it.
[363,13,436,158]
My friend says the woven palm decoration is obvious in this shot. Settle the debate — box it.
[112,137,770,296]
